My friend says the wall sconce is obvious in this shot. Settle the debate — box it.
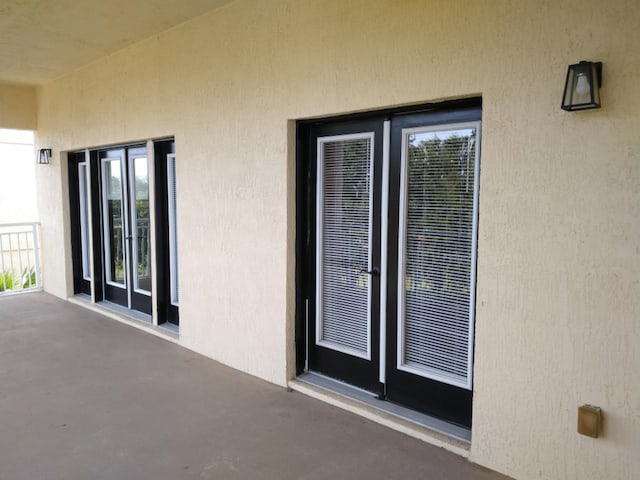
[561,61,603,111]
[36,148,52,165]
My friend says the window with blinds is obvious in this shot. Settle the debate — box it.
[77,162,92,281]
[397,122,480,389]
[316,133,374,359]
[167,154,179,306]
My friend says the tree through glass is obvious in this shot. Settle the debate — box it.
[400,125,478,388]
[131,156,151,293]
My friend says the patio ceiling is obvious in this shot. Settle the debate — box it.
[0,0,234,86]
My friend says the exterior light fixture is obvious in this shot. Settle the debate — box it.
[561,61,603,111]
[36,148,52,165]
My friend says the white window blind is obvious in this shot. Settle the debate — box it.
[77,162,91,281]
[316,133,374,359]
[167,154,179,306]
[398,123,480,389]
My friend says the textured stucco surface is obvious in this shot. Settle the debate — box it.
[0,83,36,130]
[34,1,639,479]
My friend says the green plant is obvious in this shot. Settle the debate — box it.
[21,266,36,289]
[0,269,15,292]
[0,267,37,292]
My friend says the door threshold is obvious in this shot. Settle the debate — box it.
[68,295,179,343]
[159,321,179,334]
[289,372,471,457]
[101,300,152,324]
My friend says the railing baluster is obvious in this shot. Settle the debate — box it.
[8,232,15,289]
[32,223,41,290]
[0,232,6,290]
[17,232,25,288]
[25,231,33,288]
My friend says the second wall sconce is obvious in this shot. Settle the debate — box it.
[36,148,52,165]
[561,60,603,111]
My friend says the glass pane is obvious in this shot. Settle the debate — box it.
[400,126,477,387]
[105,160,125,285]
[317,135,373,358]
[78,163,91,280]
[132,157,151,293]
[167,154,179,305]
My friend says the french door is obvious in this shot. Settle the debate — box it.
[69,139,179,323]
[307,118,384,393]
[299,102,481,428]
[100,146,152,314]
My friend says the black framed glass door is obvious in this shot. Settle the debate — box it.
[99,146,152,315]
[305,117,385,393]
[298,101,481,428]
[384,107,481,428]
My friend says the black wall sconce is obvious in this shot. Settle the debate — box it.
[36,148,52,165]
[561,61,603,111]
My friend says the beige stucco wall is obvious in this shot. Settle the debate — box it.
[34,1,639,479]
[0,84,36,130]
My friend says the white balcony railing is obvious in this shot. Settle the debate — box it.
[0,222,41,296]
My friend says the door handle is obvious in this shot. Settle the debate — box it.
[360,267,380,276]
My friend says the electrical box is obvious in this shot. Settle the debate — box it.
[578,405,601,438]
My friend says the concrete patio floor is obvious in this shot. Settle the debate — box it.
[0,292,511,480]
